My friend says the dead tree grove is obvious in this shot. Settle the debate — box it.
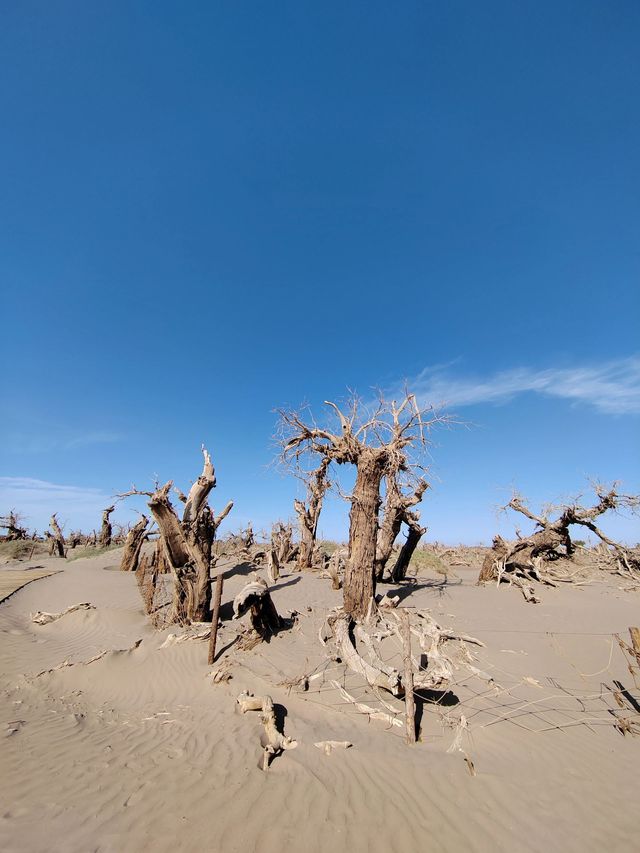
[293,458,331,570]
[279,394,447,619]
[479,484,640,601]
[119,447,233,624]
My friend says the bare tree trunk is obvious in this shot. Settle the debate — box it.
[344,452,385,619]
[295,506,316,570]
[49,514,65,558]
[391,517,426,583]
[375,513,403,581]
[120,515,149,571]
[294,459,330,570]
[100,505,115,548]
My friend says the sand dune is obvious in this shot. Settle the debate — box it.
[1,551,639,853]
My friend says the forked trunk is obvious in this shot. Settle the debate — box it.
[344,452,385,619]
[391,520,425,583]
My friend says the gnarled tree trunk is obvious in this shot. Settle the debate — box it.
[120,515,149,572]
[344,451,386,619]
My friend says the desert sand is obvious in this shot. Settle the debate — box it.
[1,550,639,853]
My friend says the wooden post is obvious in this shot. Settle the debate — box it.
[208,573,224,666]
[400,609,416,744]
[629,627,640,666]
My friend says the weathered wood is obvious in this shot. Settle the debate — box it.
[391,514,426,583]
[399,609,416,744]
[233,576,282,639]
[120,515,149,572]
[236,692,298,770]
[344,450,386,619]
[48,514,65,557]
[630,627,640,666]
[294,458,330,570]
[208,573,224,665]
[99,505,115,548]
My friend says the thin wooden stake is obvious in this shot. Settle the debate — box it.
[399,608,416,744]
[629,627,640,666]
[208,573,224,665]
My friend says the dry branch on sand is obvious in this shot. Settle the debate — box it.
[478,485,640,602]
[236,692,298,770]
[31,603,95,624]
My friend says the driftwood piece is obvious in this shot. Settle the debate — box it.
[236,692,298,770]
[31,603,95,624]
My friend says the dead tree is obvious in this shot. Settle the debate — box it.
[293,458,331,570]
[48,514,65,557]
[279,394,448,619]
[99,505,115,548]
[120,515,149,572]
[390,509,427,583]
[479,485,640,600]
[0,511,27,541]
[272,521,297,564]
[119,448,233,624]
[375,471,428,581]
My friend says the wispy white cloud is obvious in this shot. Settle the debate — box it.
[399,356,640,415]
[4,429,123,454]
[0,477,134,533]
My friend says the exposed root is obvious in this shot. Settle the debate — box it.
[330,681,403,729]
[236,692,298,770]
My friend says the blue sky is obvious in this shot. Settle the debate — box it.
[1,1,639,543]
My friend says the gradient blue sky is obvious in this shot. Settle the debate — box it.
[1,1,639,543]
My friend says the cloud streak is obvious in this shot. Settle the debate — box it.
[0,477,133,533]
[400,356,640,415]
